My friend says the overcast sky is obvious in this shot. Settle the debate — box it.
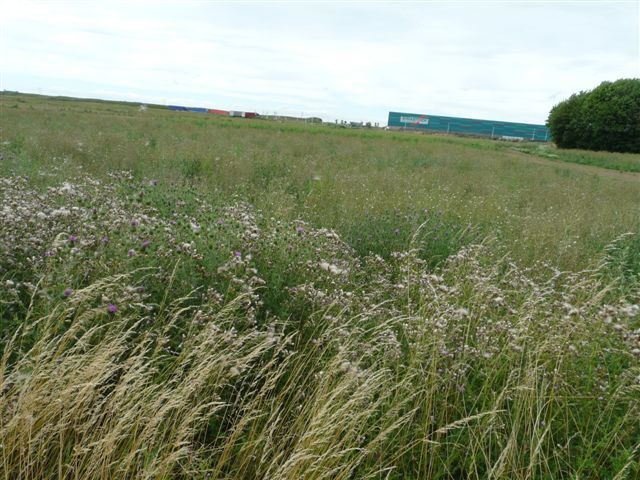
[1,1,639,125]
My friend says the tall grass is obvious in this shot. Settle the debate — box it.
[1,92,639,271]
[1,94,639,478]
[2,243,638,479]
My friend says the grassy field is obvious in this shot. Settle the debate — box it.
[1,93,639,479]
[2,93,640,271]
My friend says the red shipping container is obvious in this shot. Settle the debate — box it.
[207,109,229,116]
[244,112,257,118]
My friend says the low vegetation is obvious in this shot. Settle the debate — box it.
[1,93,639,479]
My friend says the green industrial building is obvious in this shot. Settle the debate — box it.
[387,111,550,141]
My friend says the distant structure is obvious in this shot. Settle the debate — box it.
[168,105,257,118]
[165,102,379,128]
[387,111,550,141]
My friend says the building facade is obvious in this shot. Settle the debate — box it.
[387,111,550,141]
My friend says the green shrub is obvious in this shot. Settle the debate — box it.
[547,78,640,153]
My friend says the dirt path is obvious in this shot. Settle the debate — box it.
[510,150,640,182]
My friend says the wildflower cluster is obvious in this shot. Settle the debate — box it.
[1,169,639,479]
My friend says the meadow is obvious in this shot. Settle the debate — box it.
[1,92,639,479]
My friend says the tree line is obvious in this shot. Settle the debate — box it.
[547,78,640,153]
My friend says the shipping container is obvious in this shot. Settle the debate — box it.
[207,108,229,115]
[229,111,244,117]
[244,112,257,119]
[387,111,550,141]
[187,107,207,113]
[168,105,188,111]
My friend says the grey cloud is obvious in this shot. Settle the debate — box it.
[2,1,638,125]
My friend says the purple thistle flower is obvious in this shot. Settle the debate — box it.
[128,248,136,257]
[141,239,151,250]
[296,226,305,235]
[101,236,109,244]
[68,235,78,243]
[130,219,139,228]
[63,288,73,297]
[234,251,242,258]
[107,303,118,314]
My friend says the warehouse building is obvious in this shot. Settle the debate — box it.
[387,111,550,141]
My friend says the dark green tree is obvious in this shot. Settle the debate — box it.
[547,78,640,153]
[547,91,588,148]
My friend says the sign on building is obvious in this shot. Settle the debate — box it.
[400,115,429,125]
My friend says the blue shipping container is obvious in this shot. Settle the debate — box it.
[168,105,188,111]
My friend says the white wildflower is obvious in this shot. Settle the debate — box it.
[328,264,344,275]
[51,207,70,217]
[339,361,351,373]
